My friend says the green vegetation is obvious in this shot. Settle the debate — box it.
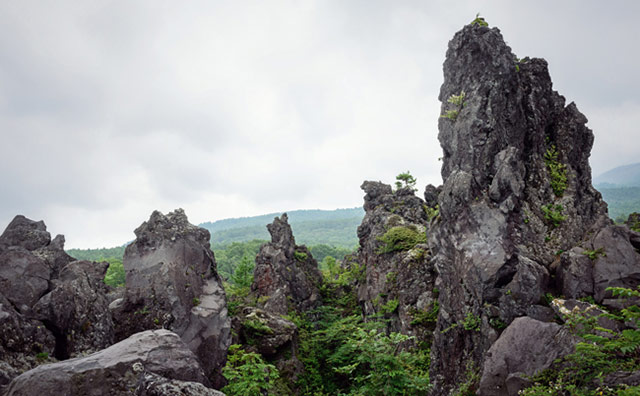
[67,245,126,261]
[222,344,280,396]
[462,312,481,331]
[424,204,439,222]
[377,225,427,254]
[582,247,606,260]
[35,352,49,361]
[380,298,399,315]
[541,203,567,229]
[471,13,488,27]
[192,297,200,307]
[544,145,568,197]
[294,251,308,262]
[410,301,439,327]
[201,208,364,247]
[103,258,125,288]
[521,286,640,395]
[296,312,431,395]
[395,171,417,192]
[598,187,640,221]
[440,91,466,121]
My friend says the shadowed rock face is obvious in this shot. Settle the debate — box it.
[112,209,231,388]
[3,329,214,396]
[356,181,437,344]
[251,214,322,315]
[428,22,640,395]
[0,215,112,392]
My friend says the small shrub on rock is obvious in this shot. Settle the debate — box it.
[377,225,427,254]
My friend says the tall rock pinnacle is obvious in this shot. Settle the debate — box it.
[428,20,618,394]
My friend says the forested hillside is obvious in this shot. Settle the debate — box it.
[200,208,363,247]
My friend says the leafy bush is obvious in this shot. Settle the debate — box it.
[470,13,488,27]
[395,171,417,192]
[544,145,568,197]
[294,251,308,262]
[377,225,427,254]
[582,247,606,260]
[440,91,466,121]
[541,204,567,229]
[462,312,481,331]
[222,344,280,396]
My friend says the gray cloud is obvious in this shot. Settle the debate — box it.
[1,0,638,247]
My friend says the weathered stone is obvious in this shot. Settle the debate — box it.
[113,209,231,387]
[591,225,640,302]
[356,181,436,344]
[555,247,594,299]
[0,247,51,313]
[137,372,226,396]
[478,317,577,396]
[428,21,613,394]
[550,298,621,333]
[251,213,322,315]
[32,260,114,359]
[0,215,51,252]
[4,329,210,396]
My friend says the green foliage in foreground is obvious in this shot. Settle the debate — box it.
[296,311,431,396]
[377,225,427,254]
[541,204,566,229]
[521,286,640,395]
[222,344,280,396]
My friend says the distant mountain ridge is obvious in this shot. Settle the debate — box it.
[594,162,640,188]
[199,207,364,248]
[594,162,640,220]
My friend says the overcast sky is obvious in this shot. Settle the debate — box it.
[1,1,639,248]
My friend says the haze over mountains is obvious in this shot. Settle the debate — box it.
[594,162,640,220]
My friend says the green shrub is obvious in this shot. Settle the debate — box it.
[541,204,566,229]
[582,247,606,260]
[440,91,466,121]
[462,312,481,331]
[470,13,488,27]
[410,301,439,327]
[103,258,125,288]
[222,344,280,396]
[544,145,568,197]
[380,298,399,315]
[294,251,308,262]
[377,225,427,254]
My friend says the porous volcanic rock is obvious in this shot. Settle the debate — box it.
[3,329,212,396]
[478,317,577,396]
[426,20,638,395]
[112,209,231,387]
[32,260,114,359]
[356,181,437,343]
[0,215,110,392]
[251,214,322,315]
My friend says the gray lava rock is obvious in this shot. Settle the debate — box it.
[0,216,51,252]
[113,209,231,387]
[251,214,322,315]
[478,317,577,396]
[137,372,226,396]
[427,21,618,395]
[32,260,114,359]
[356,181,437,344]
[4,329,211,396]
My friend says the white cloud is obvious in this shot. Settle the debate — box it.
[1,1,638,247]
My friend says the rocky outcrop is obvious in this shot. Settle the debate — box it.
[4,329,217,396]
[232,306,303,383]
[251,214,322,315]
[356,182,437,343]
[427,21,639,395]
[32,260,114,359]
[112,209,231,387]
[0,215,112,391]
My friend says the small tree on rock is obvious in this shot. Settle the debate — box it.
[395,171,417,192]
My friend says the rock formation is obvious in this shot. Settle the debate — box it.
[251,214,322,315]
[111,209,231,388]
[4,329,220,396]
[427,21,640,395]
[0,215,112,392]
[355,181,437,343]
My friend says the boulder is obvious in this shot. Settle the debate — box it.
[113,209,231,387]
[478,317,577,396]
[251,214,322,315]
[3,329,211,396]
[137,372,226,396]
